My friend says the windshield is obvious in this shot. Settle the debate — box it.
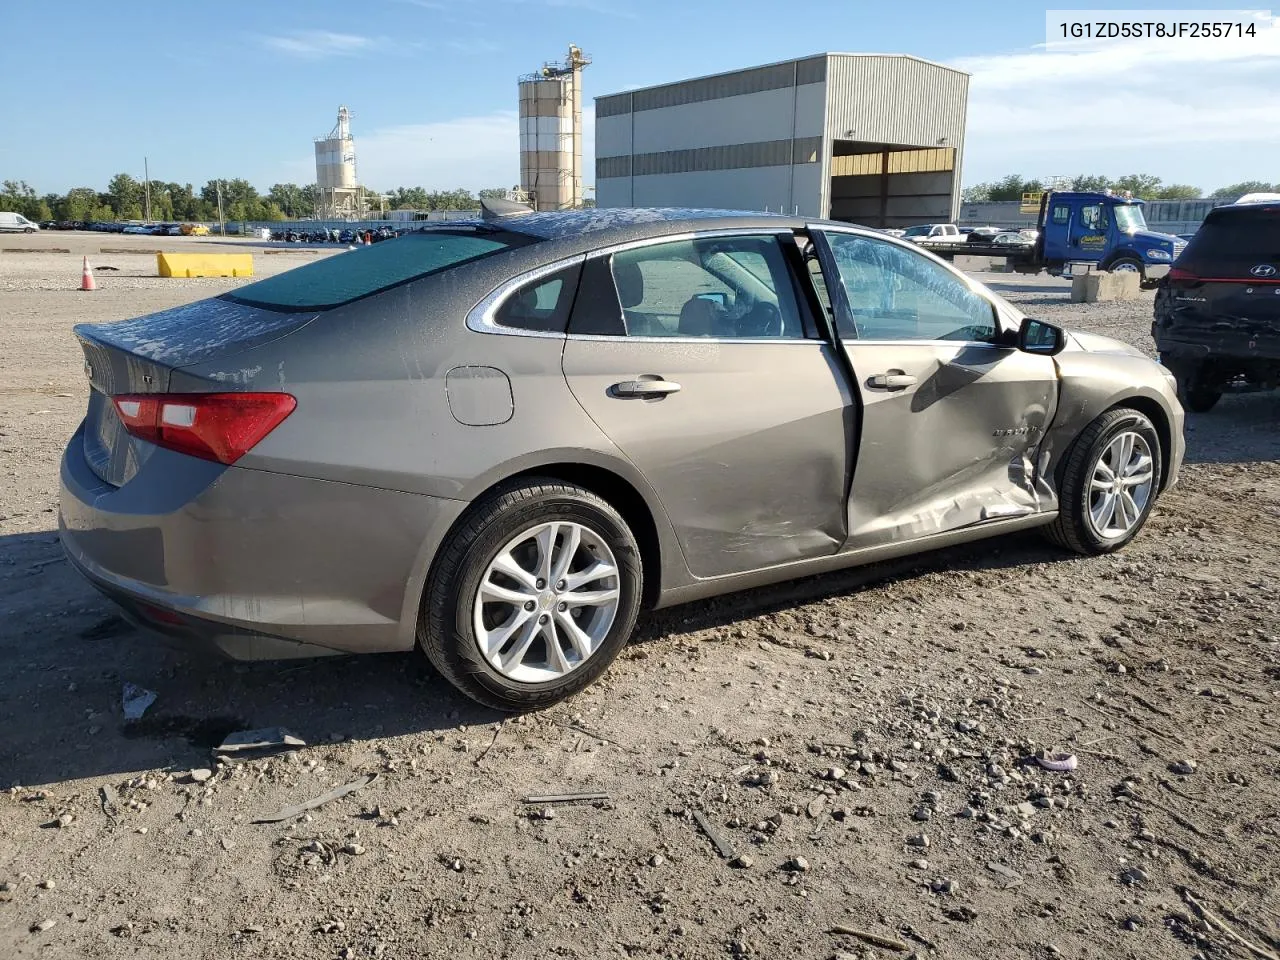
[902,225,934,237]
[224,229,536,311]
[1114,205,1147,233]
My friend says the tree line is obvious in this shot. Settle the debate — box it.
[962,174,1278,203]
[0,175,515,223]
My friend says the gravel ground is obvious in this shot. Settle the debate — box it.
[1,241,1277,960]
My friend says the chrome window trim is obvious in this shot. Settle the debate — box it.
[465,254,587,339]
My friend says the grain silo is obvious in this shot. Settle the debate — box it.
[315,106,364,219]
[518,45,590,211]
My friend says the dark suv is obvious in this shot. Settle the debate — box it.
[1154,199,1280,411]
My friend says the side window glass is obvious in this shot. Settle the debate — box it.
[608,235,805,339]
[1051,205,1070,224]
[822,234,997,343]
[493,264,580,333]
[1081,204,1100,230]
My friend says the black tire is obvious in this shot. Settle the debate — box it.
[1161,354,1222,413]
[418,478,643,712]
[1105,255,1145,280]
[23,227,34,234]
[1044,408,1163,556]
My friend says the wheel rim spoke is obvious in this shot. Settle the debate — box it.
[499,616,541,674]
[474,520,621,684]
[564,559,618,591]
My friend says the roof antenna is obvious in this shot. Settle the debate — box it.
[480,197,536,220]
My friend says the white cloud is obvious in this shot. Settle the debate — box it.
[953,18,1280,189]
[260,31,375,58]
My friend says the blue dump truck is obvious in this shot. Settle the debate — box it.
[925,191,1187,289]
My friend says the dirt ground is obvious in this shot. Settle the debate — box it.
[1,238,1277,960]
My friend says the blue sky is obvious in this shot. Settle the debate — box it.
[2,0,1276,195]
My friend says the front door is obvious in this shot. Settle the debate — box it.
[561,232,854,578]
[810,229,1059,549]
[1070,201,1111,261]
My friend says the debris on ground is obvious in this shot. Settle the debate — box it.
[829,925,909,952]
[692,810,737,859]
[121,683,156,721]
[521,791,611,804]
[252,774,376,824]
[214,727,306,756]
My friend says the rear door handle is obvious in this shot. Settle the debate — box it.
[867,372,918,390]
[612,378,682,398]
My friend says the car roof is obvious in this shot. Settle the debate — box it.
[412,207,806,246]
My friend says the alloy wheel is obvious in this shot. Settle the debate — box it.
[472,521,621,683]
[1087,431,1155,539]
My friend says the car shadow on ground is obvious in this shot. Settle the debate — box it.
[0,525,1074,789]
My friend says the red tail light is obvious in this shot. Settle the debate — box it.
[112,392,296,465]
[1168,267,1198,281]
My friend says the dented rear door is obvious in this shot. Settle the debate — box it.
[810,228,1059,549]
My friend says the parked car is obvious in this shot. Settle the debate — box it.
[903,223,963,242]
[993,231,1034,247]
[181,223,210,236]
[0,212,40,233]
[1154,196,1280,411]
[965,226,1002,244]
[60,208,1185,710]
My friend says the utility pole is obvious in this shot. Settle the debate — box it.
[144,157,152,221]
[216,180,226,236]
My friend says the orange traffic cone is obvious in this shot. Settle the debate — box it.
[80,257,97,292]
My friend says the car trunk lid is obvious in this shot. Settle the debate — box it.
[74,298,317,486]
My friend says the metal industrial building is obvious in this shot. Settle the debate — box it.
[595,54,969,226]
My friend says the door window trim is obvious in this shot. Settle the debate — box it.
[806,224,1016,346]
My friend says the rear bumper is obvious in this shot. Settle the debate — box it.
[59,423,468,659]
[1156,331,1280,363]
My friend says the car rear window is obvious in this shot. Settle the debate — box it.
[224,229,536,311]
[1178,207,1280,271]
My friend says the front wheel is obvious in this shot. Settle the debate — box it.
[419,479,643,711]
[1044,408,1162,556]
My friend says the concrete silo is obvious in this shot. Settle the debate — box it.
[315,106,365,219]
[518,45,590,211]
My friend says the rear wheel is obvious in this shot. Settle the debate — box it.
[1045,408,1162,555]
[419,479,643,711]
[1162,354,1222,412]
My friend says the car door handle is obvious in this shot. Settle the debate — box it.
[867,372,918,390]
[612,378,682,398]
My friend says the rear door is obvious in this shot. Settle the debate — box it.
[561,231,855,578]
[1164,205,1280,353]
[809,228,1059,549]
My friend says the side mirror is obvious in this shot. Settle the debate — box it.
[1018,316,1066,356]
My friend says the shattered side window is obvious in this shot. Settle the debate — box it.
[823,233,997,343]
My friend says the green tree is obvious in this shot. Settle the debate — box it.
[389,186,430,209]
[106,172,142,218]
[61,187,100,222]
[268,183,307,217]
[1209,180,1277,201]
[1070,174,1113,192]
[968,175,1045,202]
[478,187,509,200]
[1,180,46,220]
[1111,174,1163,199]
[1155,184,1201,200]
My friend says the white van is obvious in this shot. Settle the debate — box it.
[0,212,40,233]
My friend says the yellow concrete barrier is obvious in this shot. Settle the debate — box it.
[156,252,254,278]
